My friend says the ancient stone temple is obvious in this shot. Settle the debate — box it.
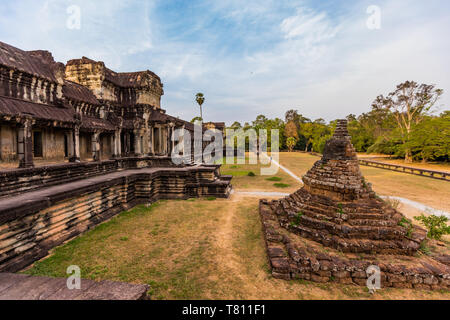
[260,120,449,290]
[0,41,200,166]
[0,41,232,272]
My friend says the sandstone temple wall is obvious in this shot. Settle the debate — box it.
[38,128,66,161]
[0,66,63,106]
[0,125,17,162]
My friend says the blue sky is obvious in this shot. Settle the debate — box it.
[1,0,449,125]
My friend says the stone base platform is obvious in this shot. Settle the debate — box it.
[0,273,149,300]
[0,165,232,272]
[260,200,450,290]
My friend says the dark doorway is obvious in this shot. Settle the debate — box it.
[121,132,125,154]
[33,131,43,157]
[64,134,69,157]
[130,132,135,154]
[154,128,160,154]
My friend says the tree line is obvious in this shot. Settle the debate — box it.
[227,81,449,163]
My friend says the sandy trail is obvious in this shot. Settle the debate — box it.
[213,193,253,297]
[260,153,303,183]
[380,196,450,219]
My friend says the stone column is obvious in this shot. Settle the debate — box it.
[69,126,80,162]
[113,128,122,158]
[92,131,100,161]
[170,125,175,155]
[142,128,148,155]
[158,126,162,155]
[18,117,34,168]
[148,126,153,155]
[134,129,141,156]
[162,126,167,155]
[181,124,185,154]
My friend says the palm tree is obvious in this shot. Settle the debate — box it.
[195,93,205,121]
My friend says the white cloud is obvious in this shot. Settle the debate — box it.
[0,0,449,124]
[280,7,340,42]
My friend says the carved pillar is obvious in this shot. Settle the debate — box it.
[18,117,34,168]
[170,124,175,155]
[69,126,80,162]
[148,126,153,155]
[113,128,122,158]
[92,131,100,161]
[158,126,162,155]
[134,129,141,156]
[181,124,185,154]
[162,125,167,155]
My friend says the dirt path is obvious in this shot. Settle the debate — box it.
[260,154,303,183]
[233,190,290,197]
[213,194,253,297]
[380,196,450,219]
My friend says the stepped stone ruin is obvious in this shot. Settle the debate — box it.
[260,120,450,290]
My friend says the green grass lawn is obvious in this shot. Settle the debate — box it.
[219,155,300,192]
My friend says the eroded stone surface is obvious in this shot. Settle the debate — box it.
[260,200,450,290]
[0,273,149,300]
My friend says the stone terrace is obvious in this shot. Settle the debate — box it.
[0,163,231,273]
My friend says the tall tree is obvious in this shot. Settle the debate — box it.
[195,93,205,121]
[371,81,443,163]
[407,112,450,162]
[230,121,242,129]
[285,121,299,140]
[285,109,300,123]
[301,121,314,152]
[286,137,297,152]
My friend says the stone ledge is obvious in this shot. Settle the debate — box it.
[0,273,150,300]
[0,165,232,272]
[0,156,183,199]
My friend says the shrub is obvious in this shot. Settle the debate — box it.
[419,241,432,256]
[274,183,290,188]
[291,212,304,227]
[414,214,450,240]
[266,177,282,182]
[398,217,413,237]
[336,203,344,215]
[247,171,256,177]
